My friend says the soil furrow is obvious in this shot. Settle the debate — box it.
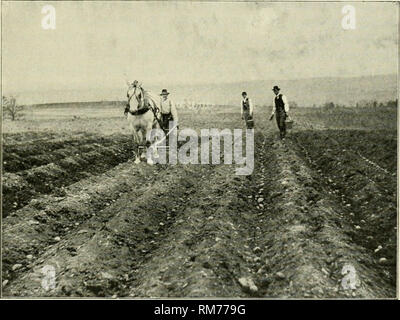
[3,163,210,297]
[289,129,396,288]
[2,139,135,216]
[3,133,103,157]
[251,128,395,297]
[2,160,166,287]
[3,135,131,173]
[2,107,396,298]
[128,164,254,298]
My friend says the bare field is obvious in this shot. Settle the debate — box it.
[1,103,397,298]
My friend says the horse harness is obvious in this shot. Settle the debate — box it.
[128,106,151,116]
[127,86,164,128]
[126,86,152,115]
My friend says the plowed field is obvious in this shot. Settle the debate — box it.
[2,105,397,298]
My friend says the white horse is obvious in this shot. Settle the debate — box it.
[126,82,161,164]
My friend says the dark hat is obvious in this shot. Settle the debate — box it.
[272,85,280,91]
[160,89,170,96]
[242,91,247,96]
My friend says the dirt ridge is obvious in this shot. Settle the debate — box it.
[3,163,210,297]
[2,159,165,286]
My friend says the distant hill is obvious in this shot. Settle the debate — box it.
[165,74,397,107]
[10,74,397,107]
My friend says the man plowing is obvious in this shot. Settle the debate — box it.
[159,88,179,132]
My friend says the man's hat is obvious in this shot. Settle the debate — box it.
[242,91,247,96]
[160,89,170,96]
[272,85,280,91]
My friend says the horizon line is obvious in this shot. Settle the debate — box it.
[4,72,397,95]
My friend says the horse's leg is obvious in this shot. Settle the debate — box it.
[145,120,154,146]
[132,128,142,164]
[145,114,159,164]
[152,133,160,160]
[134,124,146,160]
[132,128,139,145]
[129,119,138,159]
[139,128,147,159]
[150,116,161,159]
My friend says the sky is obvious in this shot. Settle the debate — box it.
[2,1,398,95]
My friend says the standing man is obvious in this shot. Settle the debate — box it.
[241,91,254,129]
[270,85,289,140]
[159,89,179,132]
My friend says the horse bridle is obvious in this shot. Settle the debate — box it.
[127,85,142,106]
[127,86,150,115]
[126,85,164,128]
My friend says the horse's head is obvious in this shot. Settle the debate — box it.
[127,82,145,112]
